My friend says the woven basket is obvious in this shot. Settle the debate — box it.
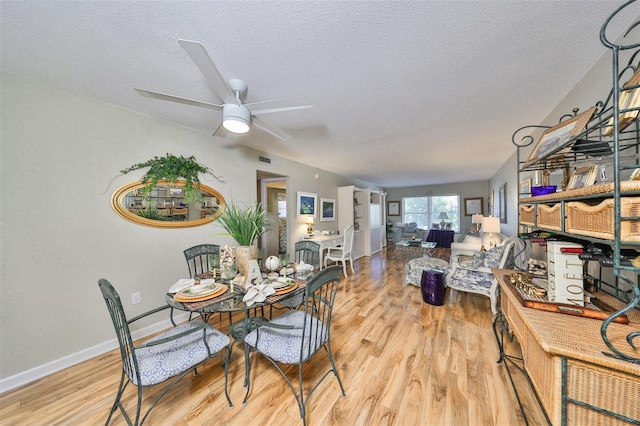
[566,197,640,242]
[538,203,562,231]
[519,205,535,226]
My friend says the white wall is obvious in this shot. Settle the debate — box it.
[0,71,367,388]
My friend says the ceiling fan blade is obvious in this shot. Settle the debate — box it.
[245,96,311,109]
[178,39,233,102]
[250,105,313,116]
[211,119,224,137]
[135,88,223,110]
[252,116,292,141]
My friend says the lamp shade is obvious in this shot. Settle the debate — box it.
[482,216,501,233]
[472,214,483,224]
[222,104,250,134]
[438,212,449,220]
[306,217,315,225]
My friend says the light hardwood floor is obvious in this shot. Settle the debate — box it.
[0,248,548,425]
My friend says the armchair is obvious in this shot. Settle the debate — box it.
[391,222,426,243]
[445,236,524,314]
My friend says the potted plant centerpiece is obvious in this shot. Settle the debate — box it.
[216,202,270,276]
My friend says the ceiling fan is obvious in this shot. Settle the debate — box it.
[135,39,312,141]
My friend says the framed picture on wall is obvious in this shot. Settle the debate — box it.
[297,191,317,218]
[519,178,532,196]
[463,197,483,216]
[387,201,401,216]
[320,198,336,221]
[499,183,507,223]
[524,106,596,167]
[604,68,640,136]
[568,165,599,190]
[489,189,495,216]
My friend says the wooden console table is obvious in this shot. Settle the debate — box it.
[493,269,639,425]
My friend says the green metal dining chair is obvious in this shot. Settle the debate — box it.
[183,244,220,277]
[98,279,232,425]
[242,266,346,426]
[276,240,322,310]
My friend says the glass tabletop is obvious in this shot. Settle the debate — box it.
[165,271,314,314]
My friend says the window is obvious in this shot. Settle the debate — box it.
[402,195,460,232]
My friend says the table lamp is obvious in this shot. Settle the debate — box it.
[306,217,314,235]
[482,216,501,249]
[472,214,483,232]
[438,212,449,229]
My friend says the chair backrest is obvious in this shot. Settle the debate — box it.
[342,225,355,255]
[500,235,526,270]
[300,266,343,359]
[183,244,220,277]
[294,240,321,269]
[98,279,141,385]
[498,237,520,270]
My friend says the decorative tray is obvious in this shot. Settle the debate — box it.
[503,273,629,324]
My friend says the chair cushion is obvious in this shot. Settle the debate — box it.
[468,244,506,269]
[244,310,327,364]
[448,268,494,295]
[131,320,229,386]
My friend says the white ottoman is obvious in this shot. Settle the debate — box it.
[404,257,449,287]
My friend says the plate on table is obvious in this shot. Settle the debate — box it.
[169,278,195,293]
[263,277,296,290]
[174,283,228,302]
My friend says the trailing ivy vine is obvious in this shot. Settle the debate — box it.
[120,154,221,203]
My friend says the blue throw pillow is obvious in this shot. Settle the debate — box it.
[472,251,485,268]
[483,245,506,268]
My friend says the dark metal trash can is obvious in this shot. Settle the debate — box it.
[420,269,445,306]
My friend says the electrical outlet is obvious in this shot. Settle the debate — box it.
[131,292,141,305]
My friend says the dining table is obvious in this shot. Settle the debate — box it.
[165,270,314,387]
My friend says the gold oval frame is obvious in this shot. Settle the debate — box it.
[111,180,226,228]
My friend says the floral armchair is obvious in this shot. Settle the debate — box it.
[445,235,524,314]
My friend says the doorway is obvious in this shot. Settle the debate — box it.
[257,171,288,259]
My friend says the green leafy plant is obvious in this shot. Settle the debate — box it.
[120,154,220,203]
[136,206,168,221]
[216,202,270,246]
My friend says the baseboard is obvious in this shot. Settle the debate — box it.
[0,311,190,394]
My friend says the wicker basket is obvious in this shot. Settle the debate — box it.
[519,205,535,226]
[566,197,640,242]
[538,203,562,231]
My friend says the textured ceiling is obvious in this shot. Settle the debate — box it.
[2,1,638,188]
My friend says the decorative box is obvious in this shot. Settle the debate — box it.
[547,241,584,306]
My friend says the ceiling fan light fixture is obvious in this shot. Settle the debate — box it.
[222,104,251,134]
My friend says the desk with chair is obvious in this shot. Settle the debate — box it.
[300,233,343,269]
